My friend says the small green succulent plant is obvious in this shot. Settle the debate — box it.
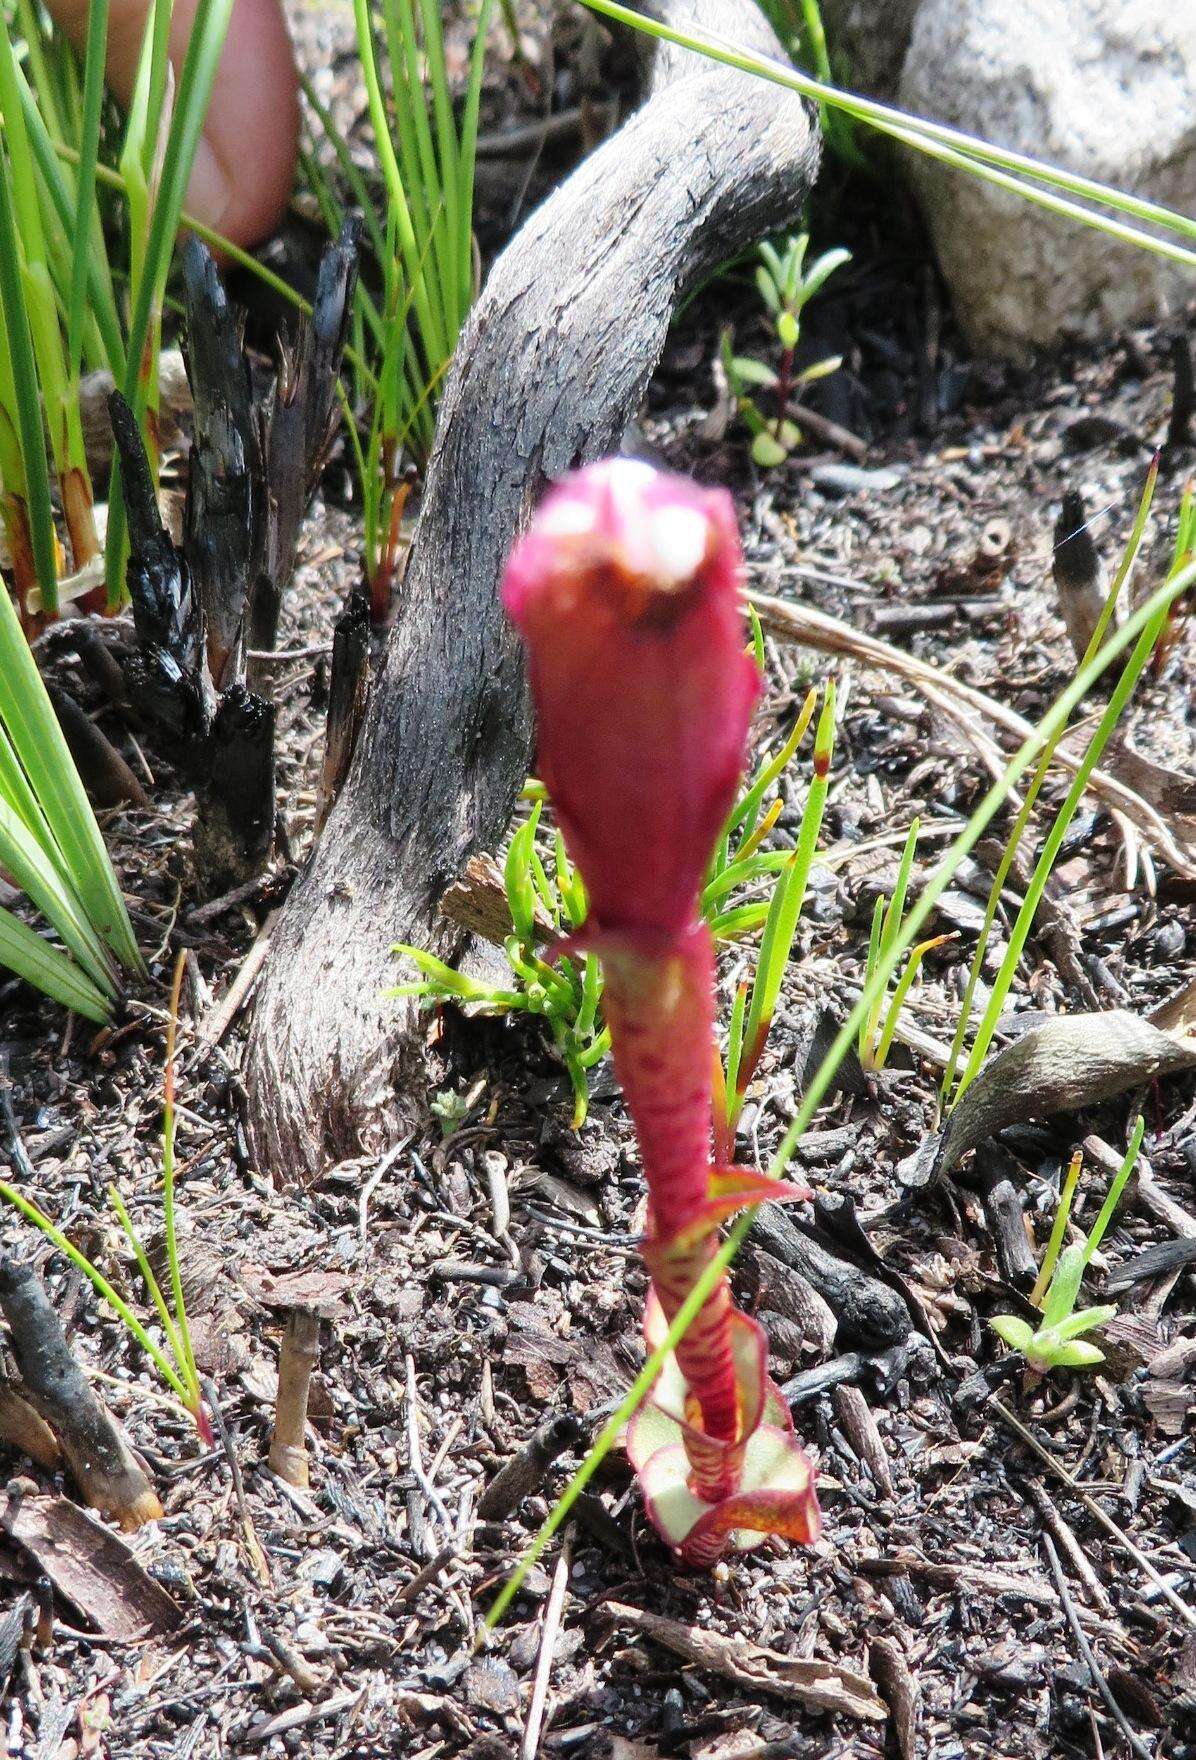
[722,233,849,469]
[990,1118,1143,1377]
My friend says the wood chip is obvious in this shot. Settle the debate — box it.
[602,1603,886,1721]
[0,1491,180,1640]
[869,1635,919,1760]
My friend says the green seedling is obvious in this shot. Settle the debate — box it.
[722,232,849,468]
[990,1120,1143,1376]
[857,818,952,1071]
[0,953,208,1437]
[394,664,837,1131]
[393,798,609,1129]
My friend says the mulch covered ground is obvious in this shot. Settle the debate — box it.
[0,7,1193,1755]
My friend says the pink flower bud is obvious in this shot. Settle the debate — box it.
[502,459,759,937]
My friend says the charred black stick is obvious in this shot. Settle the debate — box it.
[193,684,276,887]
[248,217,360,676]
[477,1412,584,1522]
[46,686,151,812]
[750,1208,910,1350]
[181,237,261,689]
[0,1257,161,1529]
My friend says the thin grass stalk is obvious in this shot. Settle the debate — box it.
[105,1182,188,1376]
[1080,1115,1145,1271]
[1030,1149,1082,1307]
[65,0,109,389]
[859,817,918,1066]
[940,460,1160,1109]
[574,0,1196,266]
[0,1181,192,1401]
[351,0,445,380]
[872,931,950,1068]
[953,596,1173,1101]
[486,557,1196,1626]
[0,135,58,612]
[735,682,835,1109]
[18,77,126,375]
[0,6,97,573]
[162,950,201,1402]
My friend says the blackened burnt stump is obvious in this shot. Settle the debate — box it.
[245,0,821,1179]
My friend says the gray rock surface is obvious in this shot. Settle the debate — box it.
[898,0,1196,356]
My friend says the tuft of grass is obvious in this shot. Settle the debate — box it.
[309,0,494,614]
[856,818,953,1072]
[0,952,207,1437]
[0,0,236,616]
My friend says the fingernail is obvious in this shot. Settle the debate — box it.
[186,137,232,232]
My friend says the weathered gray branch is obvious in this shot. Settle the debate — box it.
[245,0,820,1178]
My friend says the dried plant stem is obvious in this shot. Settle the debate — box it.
[269,1307,321,1489]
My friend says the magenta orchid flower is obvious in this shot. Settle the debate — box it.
[502,459,821,1565]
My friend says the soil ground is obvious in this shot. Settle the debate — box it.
[0,7,1194,1756]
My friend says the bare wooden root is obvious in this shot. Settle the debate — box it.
[245,0,820,1179]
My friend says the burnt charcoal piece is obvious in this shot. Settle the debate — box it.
[111,225,359,887]
[1166,329,1194,453]
[194,685,277,881]
[181,238,261,689]
[251,221,360,674]
[751,1206,911,1351]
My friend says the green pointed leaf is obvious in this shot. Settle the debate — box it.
[990,1314,1034,1353]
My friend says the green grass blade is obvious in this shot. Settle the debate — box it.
[1080,1115,1144,1269]
[0,578,142,971]
[1030,1148,1082,1308]
[574,0,1196,264]
[0,907,111,1020]
[0,1179,191,1399]
[0,794,116,992]
[106,1183,187,1377]
[65,0,109,386]
[0,137,57,610]
[739,682,834,1087]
